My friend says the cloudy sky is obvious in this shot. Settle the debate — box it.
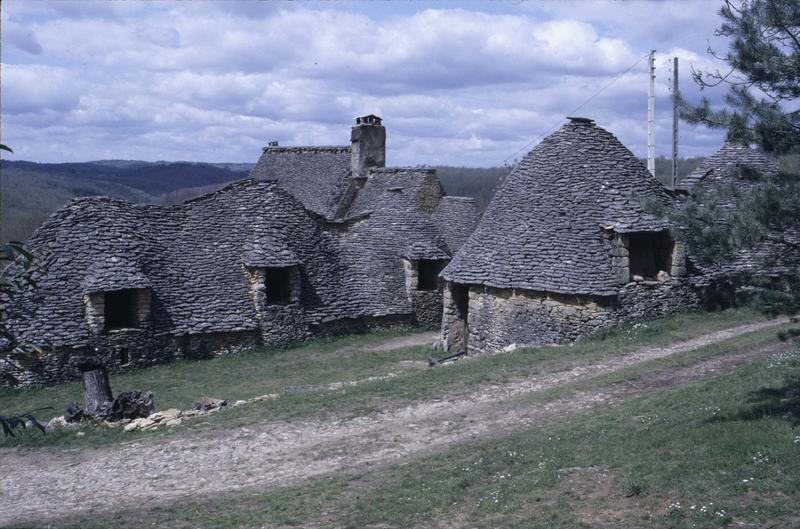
[1,0,733,167]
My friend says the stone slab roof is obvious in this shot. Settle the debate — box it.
[679,142,780,191]
[432,196,480,254]
[250,146,352,219]
[342,167,452,261]
[442,118,672,296]
[6,181,346,345]
[81,257,151,294]
[679,142,796,284]
[6,167,476,348]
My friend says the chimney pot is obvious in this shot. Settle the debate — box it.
[351,115,386,178]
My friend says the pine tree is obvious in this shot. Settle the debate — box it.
[672,0,800,423]
[682,0,799,153]
[674,0,800,316]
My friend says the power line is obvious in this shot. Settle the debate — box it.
[499,52,650,167]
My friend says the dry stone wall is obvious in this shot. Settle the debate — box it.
[2,331,260,387]
[616,279,700,322]
[441,278,701,355]
[461,286,616,353]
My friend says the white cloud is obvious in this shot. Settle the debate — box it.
[0,1,731,165]
[1,64,85,114]
[4,21,43,55]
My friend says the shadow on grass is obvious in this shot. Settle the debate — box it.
[709,370,800,426]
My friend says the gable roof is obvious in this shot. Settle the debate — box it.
[343,168,451,260]
[442,118,671,296]
[432,196,480,254]
[250,146,352,219]
[679,142,780,190]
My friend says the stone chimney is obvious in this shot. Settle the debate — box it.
[350,114,386,178]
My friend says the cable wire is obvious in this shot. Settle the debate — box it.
[499,52,651,167]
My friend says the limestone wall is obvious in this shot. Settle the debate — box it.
[442,278,701,355]
[309,314,416,338]
[616,279,700,322]
[410,291,442,328]
[401,258,445,329]
[462,286,616,353]
[260,305,309,346]
[0,330,259,387]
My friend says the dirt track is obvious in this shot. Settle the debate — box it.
[0,319,789,526]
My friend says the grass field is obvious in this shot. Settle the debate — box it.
[13,314,799,528]
[0,309,782,452]
[0,309,775,450]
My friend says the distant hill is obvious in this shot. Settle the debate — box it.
[433,166,510,212]
[648,156,707,186]
[1,160,251,242]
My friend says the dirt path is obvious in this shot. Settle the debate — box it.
[363,330,439,352]
[0,318,789,526]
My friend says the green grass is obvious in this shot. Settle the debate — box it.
[0,309,769,449]
[29,325,800,528]
[0,326,425,420]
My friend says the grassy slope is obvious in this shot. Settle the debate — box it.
[0,309,771,452]
[0,327,424,423]
[19,319,800,529]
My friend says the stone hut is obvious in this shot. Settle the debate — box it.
[2,116,478,386]
[679,141,781,192]
[678,142,799,294]
[439,117,699,354]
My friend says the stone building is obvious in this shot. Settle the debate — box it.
[2,116,478,386]
[678,141,799,295]
[679,141,781,192]
[439,117,699,355]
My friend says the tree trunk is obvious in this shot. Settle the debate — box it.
[82,368,113,417]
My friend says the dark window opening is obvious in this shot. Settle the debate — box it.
[119,347,130,365]
[104,289,139,330]
[418,260,447,291]
[265,267,292,304]
[450,283,470,354]
[628,232,673,280]
[452,283,469,320]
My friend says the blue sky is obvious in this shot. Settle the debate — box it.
[1,0,733,167]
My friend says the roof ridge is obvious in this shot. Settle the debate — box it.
[263,145,350,153]
[369,167,436,174]
[441,196,475,202]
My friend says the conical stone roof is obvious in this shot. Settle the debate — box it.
[679,142,780,190]
[442,118,671,296]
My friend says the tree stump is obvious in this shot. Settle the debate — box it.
[81,368,113,416]
[70,355,114,417]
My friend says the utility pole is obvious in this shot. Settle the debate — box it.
[647,49,656,177]
[671,57,679,187]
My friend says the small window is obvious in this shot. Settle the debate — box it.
[104,289,139,330]
[265,267,292,304]
[418,260,446,291]
[118,347,130,365]
[628,232,673,280]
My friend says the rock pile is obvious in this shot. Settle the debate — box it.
[123,408,183,432]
